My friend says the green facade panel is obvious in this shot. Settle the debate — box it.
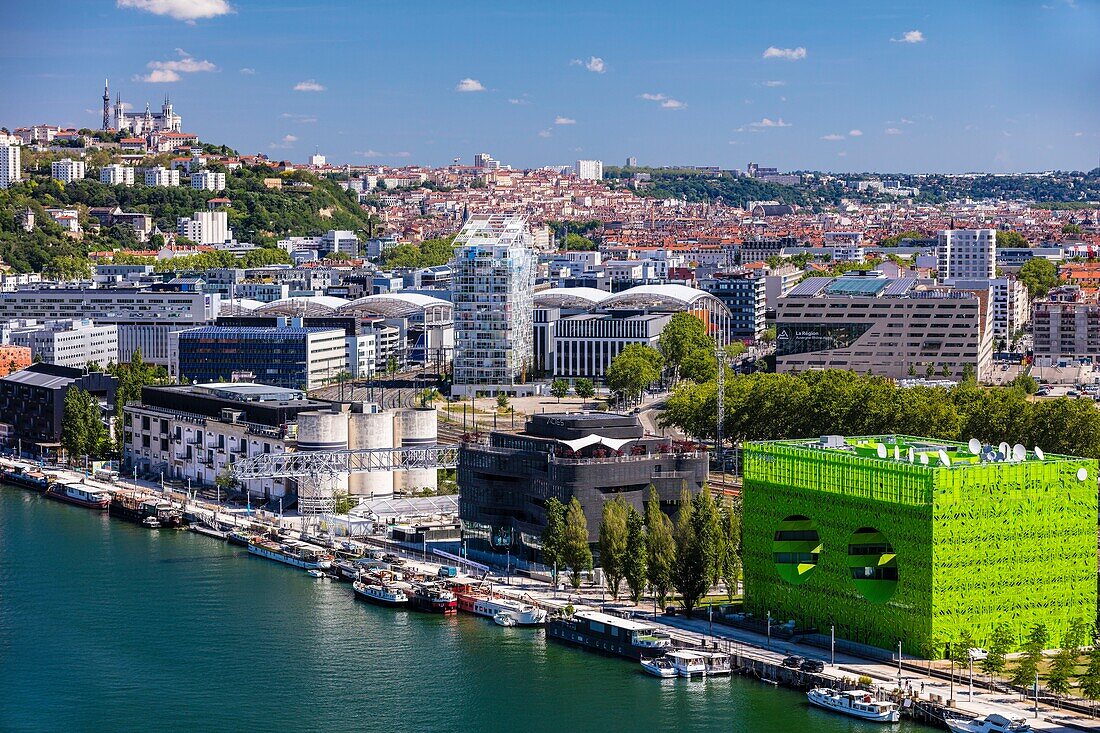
[742,436,1097,656]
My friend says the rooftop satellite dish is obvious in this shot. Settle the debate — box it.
[876,444,887,459]
[919,453,929,465]
[981,449,995,463]
[1078,467,1089,482]
[1035,447,1045,461]
[968,438,981,455]
[938,449,951,467]
[908,447,915,463]
[995,451,1005,462]
[1012,444,1026,462]
[998,442,1010,458]
[893,445,900,461]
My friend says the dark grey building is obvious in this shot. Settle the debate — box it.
[0,363,118,458]
[458,412,708,564]
[700,270,766,341]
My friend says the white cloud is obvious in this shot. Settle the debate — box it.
[455,78,485,92]
[891,30,925,43]
[885,127,902,135]
[639,93,685,109]
[281,113,317,123]
[901,117,914,124]
[554,116,576,125]
[356,150,412,158]
[239,67,255,75]
[820,133,845,141]
[762,46,806,61]
[135,49,216,82]
[294,80,325,92]
[848,129,863,137]
[538,129,552,138]
[134,69,180,83]
[269,134,298,150]
[507,98,529,105]
[762,80,787,87]
[572,56,606,73]
[117,0,233,22]
[749,117,791,128]
[1074,131,1085,137]
[837,151,847,157]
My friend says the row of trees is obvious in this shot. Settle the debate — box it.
[542,487,740,615]
[379,234,457,269]
[549,377,596,402]
[951,621,1100,702]
[660,369,1100,460]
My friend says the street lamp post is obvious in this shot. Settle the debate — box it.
[766,611,771,650]
[831,625,835,665]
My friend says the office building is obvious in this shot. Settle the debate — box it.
[776,272,994,381]
[743,435,1096,654]
[173,324,347,390]
[937,228,996,280]
[324,230,359,257]
[625,156,637,168]
[0,363,117,459]
[191,170,226,191]
[51,158,86,183]
[459,412,708,566]
[100,164,135,186]
[177,210,230,246]
[700,271,766,340]
[309,153,326,166]
[575,159,603,181]
[473,152,499,169]
[0,288,219,366]
[144,166,180,187]
[0,134,22,189]
[451,214,536,395]
[10,319,118,369]
[947,277,1030,343]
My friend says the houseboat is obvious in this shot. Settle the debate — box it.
[247,538,332,570]
[455,585,546,626]
[667,650,708,678]
[807,688,901,723]
[45,482,111,510]
[353,581,409,607]
[546,610,675,660]
[0,466,52,491]
[109,492,183,528]
[407,582,458,614]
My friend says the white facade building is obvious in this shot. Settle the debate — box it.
[51,158,86,183]
[144,166,180,187]
[177,210,231,246]
[0,134,21,189]
[309,153,326,166]
[948,277,1030,344]
[575,159,603,181]
[937,228,996,281]
[100,164,135,186]
[451,214,536,395]
[191,170,226,191]
[10,319,119,369]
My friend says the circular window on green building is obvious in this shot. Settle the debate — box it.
[847,527,898,603]
[772,515,821,584]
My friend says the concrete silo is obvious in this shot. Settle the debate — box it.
[295,405,349,514]
[395,407,438,494]
[348,403,396,499]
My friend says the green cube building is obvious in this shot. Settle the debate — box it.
[742,435,1097,656]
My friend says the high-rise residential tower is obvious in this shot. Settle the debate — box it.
[937,228,997,280]
[450,214,536,396]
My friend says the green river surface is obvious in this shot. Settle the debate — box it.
[0,486,928,732]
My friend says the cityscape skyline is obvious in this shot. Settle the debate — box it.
[0,0,1097,173]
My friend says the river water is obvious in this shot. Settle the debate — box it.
[0,486,925,732]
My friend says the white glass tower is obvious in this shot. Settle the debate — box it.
[450,214,536,395]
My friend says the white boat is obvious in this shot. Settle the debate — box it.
[473,596,547,626]
[306,569,326,578]
[640,656,677,678]
[190,524,228,540]
[807,688,901,723]
[698,651,732,676]
[353,581,409,607]
[493,612,517,627]
[142,516,161,528]
[945,713,1030,733]
[667,650,708,678]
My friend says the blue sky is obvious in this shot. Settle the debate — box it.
[1,0,1097,173]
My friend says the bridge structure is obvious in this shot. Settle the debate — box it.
[231,444,462,516]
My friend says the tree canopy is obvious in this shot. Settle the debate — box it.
[1017,257,1060,299]
[605,344,664,403]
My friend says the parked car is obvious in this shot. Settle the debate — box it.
[800,659,825,673]
[782,655,804,669]
[382,553,406,566]
[1036,389,1050,397]
[968,648,988,661]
